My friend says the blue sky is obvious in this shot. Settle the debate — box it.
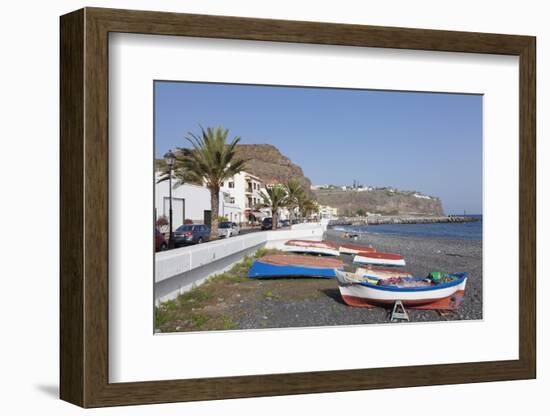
[154,81,482,215]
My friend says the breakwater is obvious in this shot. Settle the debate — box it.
[329,215,478,227]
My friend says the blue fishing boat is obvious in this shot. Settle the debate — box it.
[248,255,343,279]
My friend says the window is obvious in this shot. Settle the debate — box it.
[230,197,235,204]
[229,182,235,188]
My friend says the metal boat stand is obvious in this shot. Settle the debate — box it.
[390,300,410,322]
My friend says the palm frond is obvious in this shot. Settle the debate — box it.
[177,126,248,190]
[258,185,289,212]
[284,179,305,208]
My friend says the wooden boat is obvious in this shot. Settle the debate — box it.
[335,270,468,310]
[353,251,406,267]
[339,243,376,255]
[340,267,413,285]
[282,239,340,256]
[248,255,344,279]
[355,266,413,280]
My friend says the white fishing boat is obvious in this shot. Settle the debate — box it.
[335,270,468,309]
[282,240,340,256]
[353,251,406,267]
[338,243,376,255]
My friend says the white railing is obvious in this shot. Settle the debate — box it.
[155,225,324,303]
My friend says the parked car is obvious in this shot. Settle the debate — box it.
[218,221,240,238]
[155,228,168,251]
[261,217,273,230]
[173,224,210,246]
[278,219,290,228]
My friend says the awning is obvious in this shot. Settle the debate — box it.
[250,210,266,219]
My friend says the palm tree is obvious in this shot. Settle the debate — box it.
[156,155,194,186]
[301,199,319,222]
[256,185,288,230]
[284,179,305,223]
[174,126,247,240]
[296,192,312,222]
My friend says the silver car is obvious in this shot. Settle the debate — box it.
[217,221,240,238]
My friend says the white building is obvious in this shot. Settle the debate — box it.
[220,171,267,223]
[318,205,338,220]
[155,170,266,229]
[155,173,212,229]
[356,186,373,192]
[413,193,433,200]
[310,184,329,190]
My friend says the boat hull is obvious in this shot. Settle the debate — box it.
[340,291,465,310]
[248,255,343,279]
[353,252,406,267]
[283,240,341,256]
[282,246,340,256]
[336,270,467,310]
[339,244,376,255]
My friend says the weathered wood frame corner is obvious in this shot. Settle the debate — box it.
[60,7,536,408]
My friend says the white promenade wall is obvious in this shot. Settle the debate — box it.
[155,225,324,303]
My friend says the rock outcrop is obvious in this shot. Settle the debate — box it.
[234,144,313,194]
[313,188,444,216]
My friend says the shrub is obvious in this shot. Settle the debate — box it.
[156,215,169,227]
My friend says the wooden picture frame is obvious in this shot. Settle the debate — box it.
[60,7,536,408]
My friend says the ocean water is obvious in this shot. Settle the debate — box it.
[336,215,482,241]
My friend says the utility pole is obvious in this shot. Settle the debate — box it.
[164,149,176,249]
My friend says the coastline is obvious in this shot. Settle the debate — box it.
[329,215,479,226]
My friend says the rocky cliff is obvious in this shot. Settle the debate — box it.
[234,144,312,194]
[313,188,444,216]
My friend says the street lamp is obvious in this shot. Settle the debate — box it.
[164,149,176,249]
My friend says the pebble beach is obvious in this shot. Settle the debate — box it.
[231,228,482,329]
